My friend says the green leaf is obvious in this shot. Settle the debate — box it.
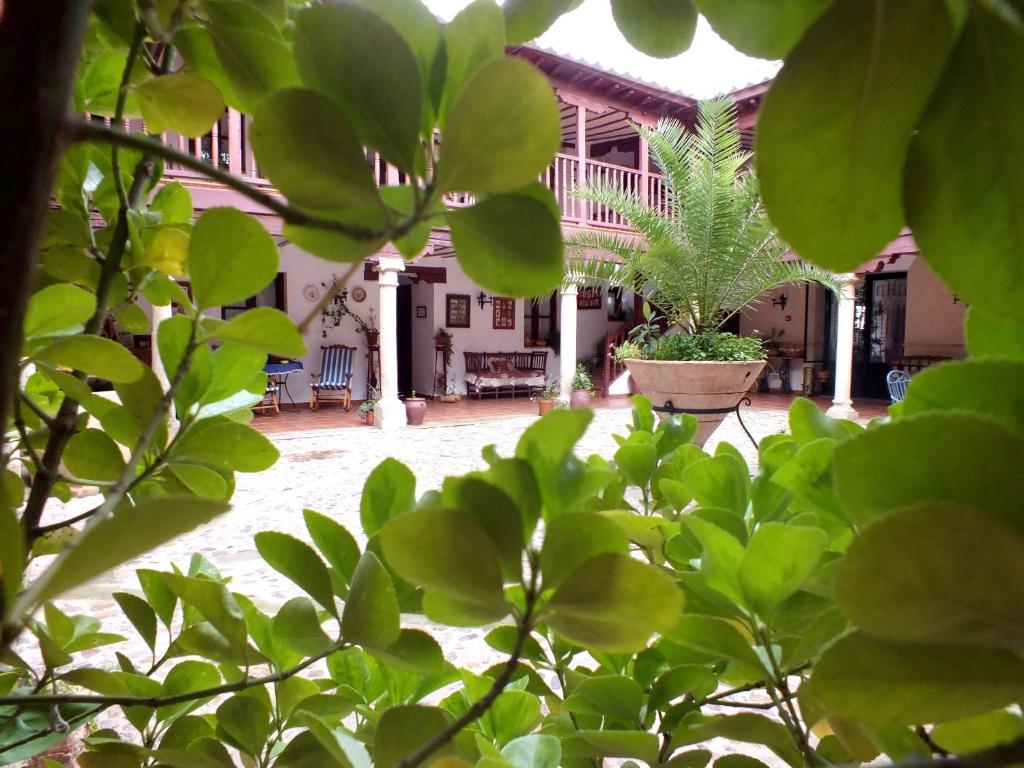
[615,443,658,489]
[788,397,861,445]
[649,665,718,711]
[516,407,591,467]
[564,675,644,724]
[151,182,193,225]
[770,438,844,520]
[837,503,1024,652]
[374,705,453,768]
[136,74,224,137]
[113,592,158,651]
[739,523,827,616]
[360,458,416,537]
[188,208,278,310]
[448,193,564,297]
[757,0,957,271]
[251,89,380,211]
[158,660,223,721]
[207,11,299,114]
[35,335,144,382]
[23,498,228,609]
[966,306,1024,360]
[342,552,400,649]
[670,714,803,767]
[905,6,1024,319]
[216,695,270,757]
[540,511,629,590]
[901,360,1024,437]
[212,307,306,359]
[0,507,25,609]
[294,2,422,171]
[695,0,829,59]
[304,510,361,586]
[715,756,771,768]
[560,730,659,764]
[296,712,372,768]
[665,614,763,670]
[834,414,1024,533]
[138,568,177,627]
[682,455,748,515]
[24,284,96,339]
[174,419,278,472]
[162,572,247,648]
[440,58,560,194]
[379,506,508,624]
[202,342,267,406]
[503,0,574,44]
[502,734,561,768]
[931,711,1024,755]
[545,552,683,652]
[490,690,542,745]
[255,531,337,616]
[683,516,745,604]
[812,632,1024,725]
[440,0,506,128]
[64,428,126,482]
[367,628,445,676]
[610,0,697,58]
[273,596,334,656]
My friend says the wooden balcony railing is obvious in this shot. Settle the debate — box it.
[91,107,665,228]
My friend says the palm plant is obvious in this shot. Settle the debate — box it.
[568,98,837,346]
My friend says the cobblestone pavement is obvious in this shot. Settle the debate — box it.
[31,407,794,762]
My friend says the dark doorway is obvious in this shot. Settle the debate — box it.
[852,274,907,399]
[397,283,413,397]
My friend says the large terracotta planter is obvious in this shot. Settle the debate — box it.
[570,390,592,409]
[624,359,766,446]
[405,397,426,426]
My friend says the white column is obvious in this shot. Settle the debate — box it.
[374,257,407,430]
[151,303,173,390]
[558,283,579,404]
[827,273,860,420]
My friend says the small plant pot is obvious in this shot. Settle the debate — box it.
[438,394,460,403]
[537,397,557,416]
[405,397,427,425]
[570,390,592,409]
[364,331,380,346]
[363,410,375,426]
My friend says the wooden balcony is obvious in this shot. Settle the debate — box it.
[92,108,666,231]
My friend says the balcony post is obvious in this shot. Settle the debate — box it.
[638,132,649,203]
[558,282,579,404]
[827,273,860,420]
[575,104,586,220]
[374,256,408,430]
[228,109,242,175]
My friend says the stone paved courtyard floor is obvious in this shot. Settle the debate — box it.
[28,400,886,763]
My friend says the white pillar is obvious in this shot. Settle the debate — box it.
[558,283,579,404]
[827,273,860,420]
[151,303,173,390]
[374,257,407,429]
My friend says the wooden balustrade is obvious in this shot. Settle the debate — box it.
[88,109,665,226]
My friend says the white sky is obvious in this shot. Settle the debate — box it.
[422,0,780,98]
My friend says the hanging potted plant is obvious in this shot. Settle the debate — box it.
[569,363,594,409]
[570,99,837,444]
[535,379,560,416]
[404,390,426,426]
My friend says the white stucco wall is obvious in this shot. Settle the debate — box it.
[903,258,966,358]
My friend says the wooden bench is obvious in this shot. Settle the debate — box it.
[463,351,549,399]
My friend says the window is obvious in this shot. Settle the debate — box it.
[221,273,287,320]
[524,294,557,347]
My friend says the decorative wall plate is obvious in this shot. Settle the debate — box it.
[351,286,367,303]
[303,285,320,303]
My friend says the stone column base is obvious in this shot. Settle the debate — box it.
[374,397,407,430]
[826,401,860,421]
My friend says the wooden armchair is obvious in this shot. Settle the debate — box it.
[310,345,355,411]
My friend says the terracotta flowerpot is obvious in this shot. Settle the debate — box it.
[570,390,592,409]
[364,410,375,426]
[624,359,766,446]
[405,397,426,425]
[537,397,556,416]
[365,331,380,346]
[439,393,460,403]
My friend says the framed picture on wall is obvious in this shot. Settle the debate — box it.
[577,286,602,310]
[492,297,515,329]
[416,305,427,319]
[446,294,470,328]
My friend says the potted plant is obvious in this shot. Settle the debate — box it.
[404,390,426,426]
[359,309,379,347]
[438,375,461,403]
[434,327,453,366]
[535,378,559,416]
[569,363,594,409]
[570,99,837,444]
[357,387,379,426]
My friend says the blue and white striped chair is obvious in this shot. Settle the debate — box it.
[886,369,910,403]
[310,345,355,411]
